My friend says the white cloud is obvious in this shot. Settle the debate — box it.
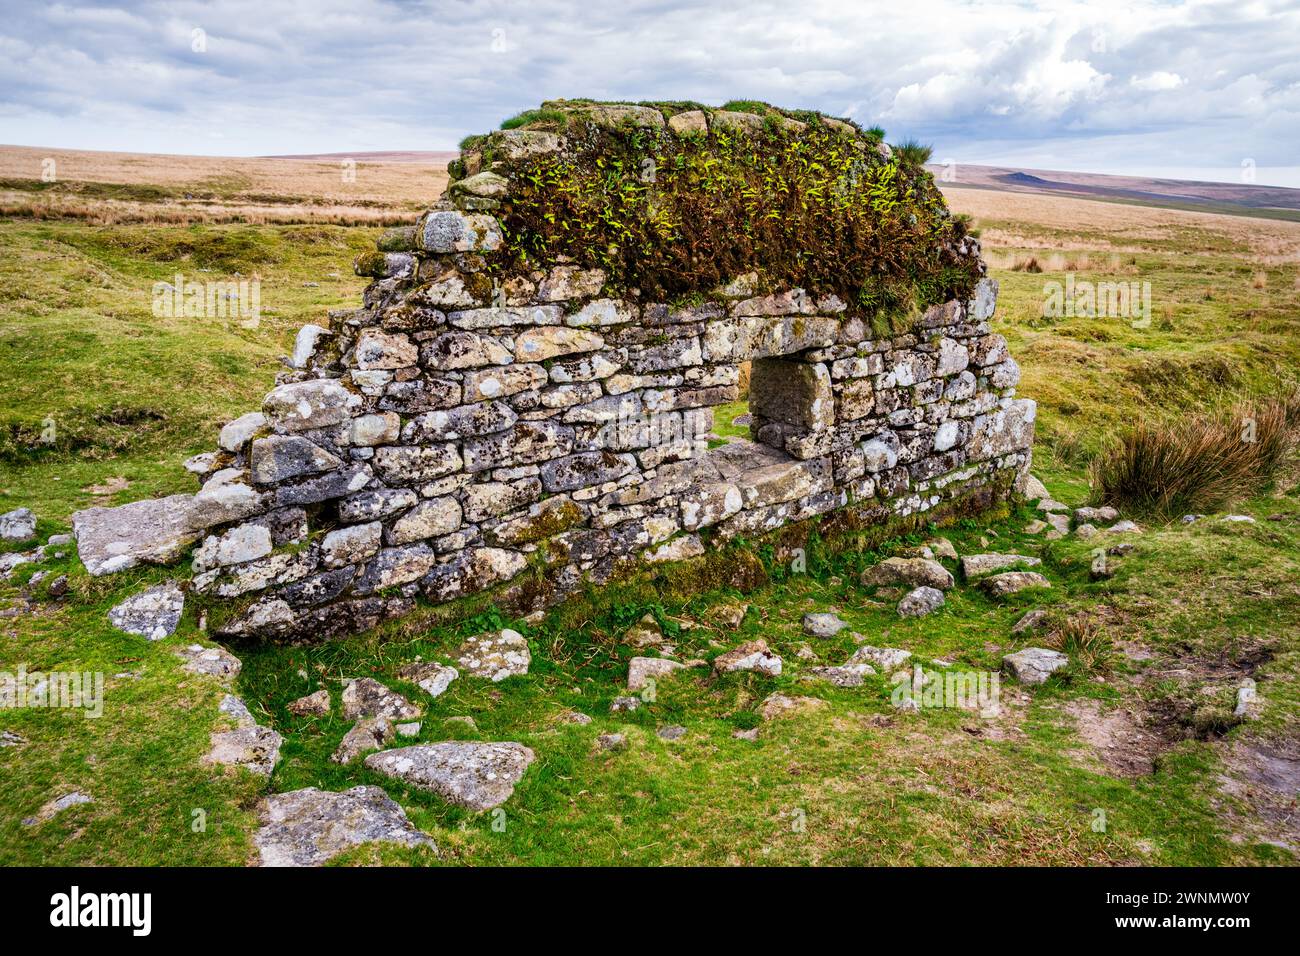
[0,0,1293,183]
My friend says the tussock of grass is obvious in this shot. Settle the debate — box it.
[1091,394,1298,518]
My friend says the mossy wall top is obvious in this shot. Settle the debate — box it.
[448,100,983,332]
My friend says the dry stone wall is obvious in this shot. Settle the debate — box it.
[73,104,1036,643]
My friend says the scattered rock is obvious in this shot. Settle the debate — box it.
[455,628,530,681]
[332,717,394,764]
[204,724,283,777]
[396,721,421,737]
[398,661,459,698]
[610,695,640,713]
[861,556,954,591]
[1024,519,1048,534]
[1234,679,1263,720]
[657,725,687,740]
[445,715,478,732]
[46,574,68,599]
[1036,498,1070,513]
[1221,514,1256,524]
[1108,541,1135,556]
[1108,520,1141,534]
[622,613,665,648]
[926,537,958,561]
[0,507,36,542]
[1011,609,1049,635]
[960,553,1042,579]
[805,666,865,687]
[219,693,255,727]
[732,727,760,741]
[1002,647,1069,685]
[558,710,592,725]
[254,786,435,867]
[596,732,627,752]
[24,791,93,826]
[364,742,535,810]
[341,678,421,721]
[759,693,826,721]
[107,580,186,641]
[1074,523,1098,540]
[803,612,847,637]
[845,645,909,671]
[288,689,331,717]
[175,643,241,680]
[713,639,782,677]
[1044,513,1070,537]
[1022,475,1049,501]
[898,586,945,617]
[627,656,686,692]
[1181,514,1203,524]
[1074,506,1119,524]
[0,730,27,747]
[980,571,1052,598]
[714,602,749,627]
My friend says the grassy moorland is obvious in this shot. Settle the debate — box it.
[0,151,1296,866]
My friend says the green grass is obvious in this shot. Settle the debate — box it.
[2,190,1298,865]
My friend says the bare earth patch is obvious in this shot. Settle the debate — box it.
[1064,699,1166,777]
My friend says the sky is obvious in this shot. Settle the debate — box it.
[1,0,1298,186]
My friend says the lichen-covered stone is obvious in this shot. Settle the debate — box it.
[364,741,535,810]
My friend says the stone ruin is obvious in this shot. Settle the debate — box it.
[71,101,1036,642]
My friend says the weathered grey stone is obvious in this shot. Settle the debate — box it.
[322,521,381,569]
[338,488,418,523]
[455,628,530,681]
[668,110,707,134]
[250,435,344,484]
[861,557,954,591]
[388,496,462,545]
[803,612,847,638]
[263,379,360,432]
[364,741,535,810]
[205,724,282,777]
[759,692,827,721]
[1002,647,1068,684]
[255,786,435,866]
[288,689,331,716]
[713,639,782,676]
[514,326,604,362]
[0,507,36,542]
[108,581,185,640]
[341,677,421,721]
[628,656,686,692]
[845,645,909,672]
[193,522,274,572]
[73,495,203,576]
[175,643,242,680]
[398,661,459,698]
[219,412,266,452]
[541,451,637,493]
[980,571,1052,597]
[417,210,503,253]
[898,586,945,617]
[332,716,394,764]
[960,553,1042,578]
[373,444,462,483]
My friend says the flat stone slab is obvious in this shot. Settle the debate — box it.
[1002,647,1069,685]
[204,724,283,777]
[960,553,1041,578]
[713,639,782,676]
[254,785,435,866]
[980,571,1052,597]
[72,494,202,575]
[861,557,954,591]
[108,580,185,640]
[364,742,535,811]
[342,677,421,721]
[845,645,910,672]
[455,628,530,681]
[627,656,686,692]
[759,693,827,721]
[175,643,242,680]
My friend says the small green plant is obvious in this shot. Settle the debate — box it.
[892,139,933,166]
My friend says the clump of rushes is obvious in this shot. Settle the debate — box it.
[499,108,570,131]
[1091,393,1299,518]
[892,139,933,165]
[493,103,982,331]
[1051,613,1113,673]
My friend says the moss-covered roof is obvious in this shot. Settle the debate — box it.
[448,100,982,330]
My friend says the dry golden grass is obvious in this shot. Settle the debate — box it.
[0,144,452,225]
[944,184,1300,262]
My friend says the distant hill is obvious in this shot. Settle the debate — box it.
[933,163,1300,220]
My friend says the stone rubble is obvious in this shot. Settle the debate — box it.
[364,741,536,810]
[107,580,186,640]
[254,785,435,866]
